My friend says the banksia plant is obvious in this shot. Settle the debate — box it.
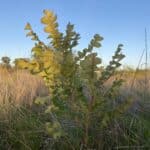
[15,10,132,149]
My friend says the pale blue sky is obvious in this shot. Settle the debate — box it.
[0,0,150,67]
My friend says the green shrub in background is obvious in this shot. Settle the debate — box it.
[1,56,11,69]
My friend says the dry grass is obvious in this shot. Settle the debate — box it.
[102,70,150,115]
[0,67,149,117]
[1,67,149,106]
[0,67,48,106]
[104,70,150,91]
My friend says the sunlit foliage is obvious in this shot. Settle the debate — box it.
[14,10,133,149]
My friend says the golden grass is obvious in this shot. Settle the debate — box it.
[0,67,48,106]
[99,69,150,105]
[119,70,150,92]
[0,67,149,107]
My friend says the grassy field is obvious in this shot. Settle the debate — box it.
[0,67,149,149]
[0,67,48,105]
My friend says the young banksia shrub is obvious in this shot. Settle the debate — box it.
[15,10,132,149]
